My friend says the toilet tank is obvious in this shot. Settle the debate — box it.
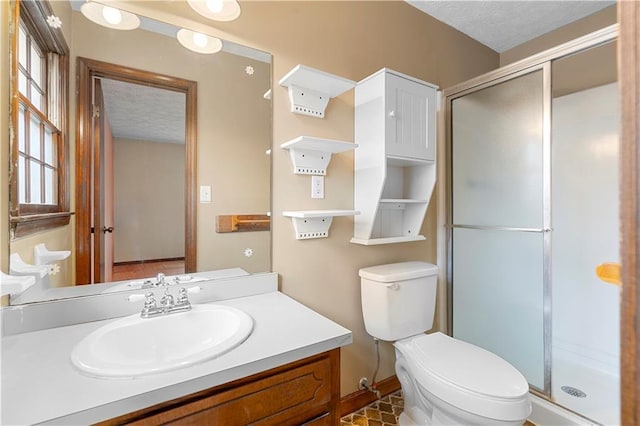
[360,261,439,341]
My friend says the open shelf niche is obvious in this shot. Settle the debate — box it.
[281,136,357,175]
[279,65,356,118]
[283,210,360,240]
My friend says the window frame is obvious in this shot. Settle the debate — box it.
[9,0,70,238]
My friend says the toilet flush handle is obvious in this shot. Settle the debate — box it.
[385,283,400,290]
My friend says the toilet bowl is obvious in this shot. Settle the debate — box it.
[359,262,531,425]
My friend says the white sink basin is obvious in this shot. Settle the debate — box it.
[71,304,253,378]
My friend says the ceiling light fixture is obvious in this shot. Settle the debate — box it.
[101,6,122,25]
[80,2,140,30]
[187,0,241,22]
[177,29,223,54]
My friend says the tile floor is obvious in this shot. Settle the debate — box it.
[341,391,536,426]
[341,391,403,426]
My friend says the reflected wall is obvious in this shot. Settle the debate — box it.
[8,1,272,291]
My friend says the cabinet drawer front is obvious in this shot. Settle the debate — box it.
[128,356,334,426]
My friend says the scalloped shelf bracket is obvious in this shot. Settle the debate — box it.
[34,243,71,265]
[279,65,356,118]
[283,210,360,240]
[281,136,357,175]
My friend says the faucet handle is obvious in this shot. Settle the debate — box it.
[128,293,145,302]
[177,286,200,301]
[143,292,157,309]
[128,292,155,303]
[177,287,189,304]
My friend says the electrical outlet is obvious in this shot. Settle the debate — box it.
[311,175,324,199]
[200,185,211,203]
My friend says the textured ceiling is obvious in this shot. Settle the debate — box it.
[406,0,615,53]
[69,1,269,145]
[100,79,186,145]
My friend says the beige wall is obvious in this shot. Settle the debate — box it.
[2,1,499,396]
[500,5,617,66]
[139,1,495,396]
[114,139,185,263]
[69,9,272,275]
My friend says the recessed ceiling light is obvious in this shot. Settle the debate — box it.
[187,0,241,22]
[176,29,223,54]
[80,2,140,30]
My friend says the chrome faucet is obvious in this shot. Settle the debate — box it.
[141,272,168,289]
[136,287,193,318]
[156,272,166,286]
[129,274,201,318]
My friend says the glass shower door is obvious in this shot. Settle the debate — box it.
[450,68,548,392]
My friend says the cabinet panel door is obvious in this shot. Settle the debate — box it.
[385,74,435,160]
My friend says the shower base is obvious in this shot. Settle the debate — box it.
[551,354,619,425]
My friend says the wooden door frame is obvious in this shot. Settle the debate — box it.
[92,78,104,282]
[619,1,640,424]
[75,57,197,285]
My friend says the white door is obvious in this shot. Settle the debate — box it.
[385,73,435,161]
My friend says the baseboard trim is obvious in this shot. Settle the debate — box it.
[339,375,401,417]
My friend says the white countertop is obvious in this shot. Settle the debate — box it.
[1,291,352,425]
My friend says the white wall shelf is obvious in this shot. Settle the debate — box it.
[379,199,429,204]
[350,235,426,246]
[281,136,357,175]
[279,64,356,118]
[283,210,360,240]
[34,243,71,266]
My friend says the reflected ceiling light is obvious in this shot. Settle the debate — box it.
[187,0,241,22]
[102,6,122,25]
[177,29,223,54]
[80,2,140,30]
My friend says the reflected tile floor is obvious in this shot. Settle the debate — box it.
[341,391,403,426]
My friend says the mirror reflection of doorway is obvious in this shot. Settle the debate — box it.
[76,58,197,285]
[96,78,186,282]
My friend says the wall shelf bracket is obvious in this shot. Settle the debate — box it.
[34,243,71,266]
[279,65,356,118]
[283,210,360,240]
[281,136,357,175]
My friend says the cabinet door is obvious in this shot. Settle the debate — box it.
[385,73,436,160]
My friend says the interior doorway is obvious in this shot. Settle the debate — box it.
[76,57,197,285]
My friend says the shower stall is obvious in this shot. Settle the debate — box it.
[442,26,619,425]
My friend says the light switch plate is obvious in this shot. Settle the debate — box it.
[200,185,212,203]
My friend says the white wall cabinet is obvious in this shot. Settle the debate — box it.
[351,69,438,245]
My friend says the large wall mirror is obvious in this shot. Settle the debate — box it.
[7,0,272,304]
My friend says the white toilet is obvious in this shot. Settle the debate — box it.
[360,261,531,426]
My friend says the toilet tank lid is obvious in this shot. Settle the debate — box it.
[359,261,438,282]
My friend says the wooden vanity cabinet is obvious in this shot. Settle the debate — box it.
[97,349,340,426]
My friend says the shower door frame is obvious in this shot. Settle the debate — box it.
[437,24,618,400]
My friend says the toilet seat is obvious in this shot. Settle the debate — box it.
[395,332,531,421]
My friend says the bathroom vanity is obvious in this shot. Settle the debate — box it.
[1,272,352,424]
[98,350,339,425]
